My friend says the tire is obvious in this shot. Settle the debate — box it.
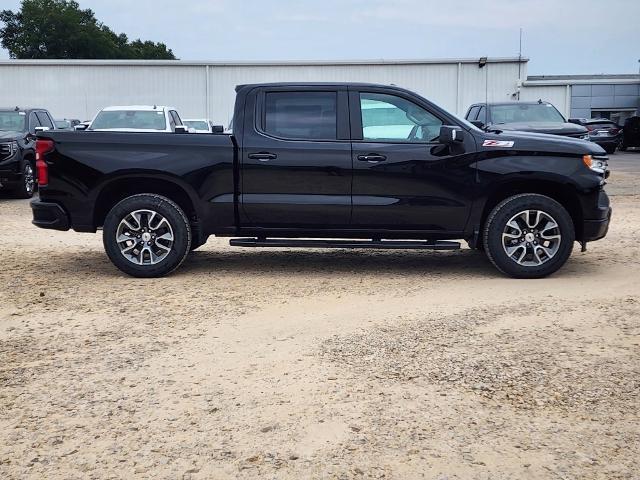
[13,160,36,199]
[103,194,191,278]
[483,194,575,279]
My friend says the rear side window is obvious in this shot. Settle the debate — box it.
[29,112,41,133]
[477,106,487,124]
[36,111,54,129]
[466,106,479,120]
[264,91,337,140]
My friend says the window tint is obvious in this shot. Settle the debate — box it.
[466,106,479,120]
[170,111,182,126]
[36,111,54,129]
[168,111,176,130]
[360,92,443,143]
[264,91,337,140]
[29,112,41,133]
[477,106,487,124]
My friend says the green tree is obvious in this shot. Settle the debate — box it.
[0,0,176,59]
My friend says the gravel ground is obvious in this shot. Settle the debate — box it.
[1,152,639,479]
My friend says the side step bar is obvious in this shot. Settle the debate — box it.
[229,238,460,250]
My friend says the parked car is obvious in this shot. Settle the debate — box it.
[569,118,621,154]
[183,119,213,133]
[0,107,56,198]
[83,105,188,133]
[54,118,81,130]
[465,101,590,140]
[32,83,611,279]
[619,116,640,151]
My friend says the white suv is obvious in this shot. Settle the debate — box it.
[88,105,186,132]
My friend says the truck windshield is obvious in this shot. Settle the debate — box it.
[0,111,26,131]
[491,104,565,124]
[184,121,209,130]
[91,110,167,130]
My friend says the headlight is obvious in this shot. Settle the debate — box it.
[582,154,607,174]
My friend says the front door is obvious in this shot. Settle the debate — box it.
[349,89,476,233]
[240,87,352,228]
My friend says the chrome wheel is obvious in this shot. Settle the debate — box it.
[24,164,35,196]
[116,209,174,265]
[501,209,561,266]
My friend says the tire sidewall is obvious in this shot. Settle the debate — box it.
[484,194,575,278]
[14,160,35,198]
[103,194,191,277]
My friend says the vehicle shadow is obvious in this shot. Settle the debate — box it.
[179,248,502,278]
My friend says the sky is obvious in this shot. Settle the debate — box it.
[1,0,639,75]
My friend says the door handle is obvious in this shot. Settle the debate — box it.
[357,153,387,162]
[248,152,277,161]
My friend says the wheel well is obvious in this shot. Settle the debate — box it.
[94,178,198,230]
[479,180,583,240]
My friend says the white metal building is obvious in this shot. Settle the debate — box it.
[0,58,530,125]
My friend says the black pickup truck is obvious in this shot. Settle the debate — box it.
[31,83,611,278]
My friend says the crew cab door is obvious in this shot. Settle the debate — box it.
[349,88,476,233]
[240,86,352,228]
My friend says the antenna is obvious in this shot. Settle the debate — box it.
[517,28,523,100]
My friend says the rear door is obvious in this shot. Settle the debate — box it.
[240,86,352,228]
[349,87,476,232]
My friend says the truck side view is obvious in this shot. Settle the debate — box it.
[31,83,611,278]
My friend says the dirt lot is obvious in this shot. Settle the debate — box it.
[1,152,639,479]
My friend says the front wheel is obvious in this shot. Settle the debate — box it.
[103,194,191,277]
[483,194,575,278]
[13,161,36,199]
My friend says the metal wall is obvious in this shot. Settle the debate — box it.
[0,59,526,124]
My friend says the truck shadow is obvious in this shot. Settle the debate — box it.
[179,248,504,278]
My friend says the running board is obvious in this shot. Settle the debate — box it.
[229,238,460,250]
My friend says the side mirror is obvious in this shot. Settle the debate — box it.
[174,125,189,134]
[470,120,485,129]
[34,126,50,133]
[74,124,88,131]
[211,125,224,134]
[439,125,465,144]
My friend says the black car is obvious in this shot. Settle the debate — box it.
[0,107,56,198]
[569,118,621,154]
[32,83,611,279]
[465,101,590,140]
[620,116,640,151]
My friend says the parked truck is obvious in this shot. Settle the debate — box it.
[31,83,611,278]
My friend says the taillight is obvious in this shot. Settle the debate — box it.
[35,138,54,187]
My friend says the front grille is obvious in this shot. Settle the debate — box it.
[566,132,589,139]
[0,142,12,161]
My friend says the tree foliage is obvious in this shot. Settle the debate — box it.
[0,0,176,59]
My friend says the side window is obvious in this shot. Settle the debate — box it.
[29,112,41,133]
[466,106,479,120]
[359,92,443,143]
[171,111,183,126]
[167,111,176,130]
[477,106,487,124]
[36,111,54,129]
[264,91,337,140]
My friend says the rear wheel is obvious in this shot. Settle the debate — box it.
[103,194,191,277]
[483,194,575,278]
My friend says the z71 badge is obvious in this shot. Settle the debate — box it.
[483,140,514,147]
